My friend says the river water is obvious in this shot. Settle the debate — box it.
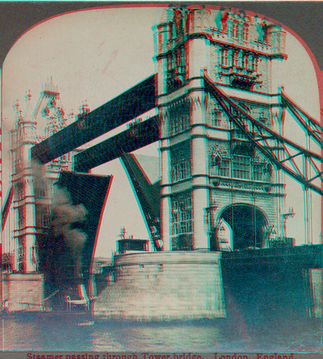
[1,314,322,352]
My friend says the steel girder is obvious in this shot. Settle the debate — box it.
[31,75,156,164]
[204,75,323,196]
[119,150,161,251]
[74,115,159,172]
[281,91,323,148]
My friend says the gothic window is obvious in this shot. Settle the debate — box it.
[243,55,249,70]
[227,23,232,38]
[171,197,192,236]
[232,22,238,39]
[212,108,222,127]
[18,236,24,272]
[167,53,173,71]
[232,143,253,180]
[170,100,190,136]
[253,163,263,181]
[237,24,243,41]
[14,157,21,173]
[232,155,250,179]
[171,141,190,182]
[221,48,228,67]
[242,24,249,41]
[218,159,230,177]
[237,51,243,68]
[248,54,254,71]
[16,182,24,201]
[167,47,186,92]
[210,152,230,177]
[253,57,259,72]
[172,159,191,182]
[34,184,46,199]
[17,206,24,229]
[35,204,49,228]
[233,51,239,67]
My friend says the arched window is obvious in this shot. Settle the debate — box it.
[243,54,249,70]
[171,197,192,235]
[242,24,249,41]
[210,152,230,177]
[237,24,243,41]
[232,22,238,38]
[253,57,259,72]
[232,143,253,179]
[233,51,239,67]
[227,22,232,38]
[222,48,228,67]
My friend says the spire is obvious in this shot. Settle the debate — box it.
[23,90,36,124]
[14,99,23,125]
[43,76,59,95]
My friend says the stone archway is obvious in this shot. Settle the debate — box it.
[217,204,268,250]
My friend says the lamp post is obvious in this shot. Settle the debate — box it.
[281,207,295,240]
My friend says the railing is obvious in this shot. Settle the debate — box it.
[222,244,323,260]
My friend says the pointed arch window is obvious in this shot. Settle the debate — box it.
[233,51,239,68]
[237,24,243,41]
[232,22,238,38]
[243,55,249,70]
[171,197,192,235]
[242,24,249,41]
[221,48,229,67]
[210,151,230,177]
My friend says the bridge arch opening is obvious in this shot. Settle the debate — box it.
[211,204,268,251]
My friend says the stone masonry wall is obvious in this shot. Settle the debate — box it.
[93,251,225,321]
[1,273,45,312]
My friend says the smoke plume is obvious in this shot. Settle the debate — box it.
[51,187,88,253]
[32,160,88,278]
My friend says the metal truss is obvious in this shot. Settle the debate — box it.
[204,75,323,196]
[119,150,161,252]
[281,91,323,149]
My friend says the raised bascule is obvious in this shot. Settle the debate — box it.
[2,6,323,319]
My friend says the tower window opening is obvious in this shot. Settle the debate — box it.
[232,155,250,179]
[253,162,264,181]
[172,159,191,182]
[243,24,249,41]
[166,47,185,92]
[171,197,192,236]
[227,23,232,38]
[243,55,249,70]
[233,51,239,67]
[232,22,238,39]
[35,204,49,228]
[170,101,190,136]
[213,109,222,127]
[18,236,24,272]
[221,48,229,67]
[210,153,230,177]
[248,55,254,71]
[253,57,259,72]
[16,182,24,201]
[18,206,24,229]
[237,24,243,41]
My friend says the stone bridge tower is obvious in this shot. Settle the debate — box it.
[10,82,73,273]
[156,7,287,251]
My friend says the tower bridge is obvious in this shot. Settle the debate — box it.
[2,6,323,319]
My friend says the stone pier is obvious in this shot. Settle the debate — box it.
[93,251,225,321]
[1,273,45,312]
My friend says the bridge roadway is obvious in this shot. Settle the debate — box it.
[221,244,323,320]
[221,244,323,268]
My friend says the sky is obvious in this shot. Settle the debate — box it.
[1,5,322,258]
